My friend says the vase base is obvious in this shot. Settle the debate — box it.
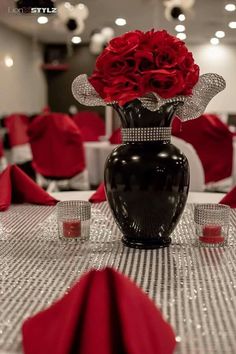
[122,235,171,249]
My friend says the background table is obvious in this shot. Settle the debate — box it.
[1,192,235,354]
[50,190,226,204]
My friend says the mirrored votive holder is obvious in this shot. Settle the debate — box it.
[194,204,230,247]
[57,201,91,240]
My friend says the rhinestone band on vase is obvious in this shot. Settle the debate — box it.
[121,127,171,142]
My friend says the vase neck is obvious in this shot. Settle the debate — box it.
[114,100,180,129]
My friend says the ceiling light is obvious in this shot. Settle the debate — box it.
[176,32,187,40]
[225,3,236,11]
[175,24,185,32]
[215,31,225,38]
[178,14,185,21]
[37,16,48,24]
[64,2,72,9]
[71,36,82,44]
[210,37,220,45]
[229,21,236,28]
[4,55,13,68]
[115,18,126,26]
[78,3,85,9]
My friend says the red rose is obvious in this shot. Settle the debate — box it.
[96,50,135,77]
[142,69,185,98]
[134,50,155,72]
[179,52,195,71]
[103,75,144,105]
[106,31,142,55]
[88,29,199,104]
[181,64,200,95]
[88,71,107,99]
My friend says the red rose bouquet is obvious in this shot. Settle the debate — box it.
[88,30,199,106]
[72,29,225,121]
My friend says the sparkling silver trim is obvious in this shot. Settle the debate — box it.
[71,73,226,121]
[121,127,171,142]
[57,200,91,221]
[194,203,230,226]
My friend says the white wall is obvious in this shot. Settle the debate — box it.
[0,24,47,115]
[189,43,236,114]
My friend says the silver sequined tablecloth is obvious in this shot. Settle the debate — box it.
[0,202,236,354]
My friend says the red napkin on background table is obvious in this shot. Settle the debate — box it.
[89,182,106,203]
[0,165,57,211]
[22,267,176,354]
[219,186,236,208]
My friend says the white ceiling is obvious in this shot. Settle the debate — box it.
[0,0,236,44]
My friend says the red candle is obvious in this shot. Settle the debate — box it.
[203,225,221,237]
[63,221,81,238]
[200,225,224,244]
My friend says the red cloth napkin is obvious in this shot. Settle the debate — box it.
[172,114,233,183]
[89,182,106,203]
[28,113,86,178]
[22,267,176,354]
[219,186,236,208]
[0,165,57,211]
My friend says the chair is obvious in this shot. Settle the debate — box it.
[0,137,7,173]
[5,114,32,164]
[5,114,35,179]
[172,114,233,185]
[109,128,121,144]
[28,113,89,192]
[72,111,105,142]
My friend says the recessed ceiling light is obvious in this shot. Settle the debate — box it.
[229,21,236,28]
[215,31,225,38]
[71,36,82,44]
[4,55,13,68]
[78,3,85,9]
[176,32,187,40]
[64,2,72,9]
[115,18,126,26]
[225,3,236,11]
[175,24,185,32]
[178,14,185,21]
[37,16,48,24]
[210,37,220,45]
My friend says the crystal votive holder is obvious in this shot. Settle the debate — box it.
[194,204,230,247]
[57,201,91,240]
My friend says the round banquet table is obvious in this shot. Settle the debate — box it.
[2,191,236,354]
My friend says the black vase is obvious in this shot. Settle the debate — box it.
[104,100,189,249]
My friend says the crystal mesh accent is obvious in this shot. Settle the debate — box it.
[0,203,236,353]
[194,203,230,226]
[57,200,91,221]
[71,73,226,121]
[71,74,107,107]
[121,127,171,142]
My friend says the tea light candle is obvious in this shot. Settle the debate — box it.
[63,221,81,238]
[200,225,224,244]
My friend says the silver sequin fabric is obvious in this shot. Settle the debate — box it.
[0,203,236,354]
[71,73,226,121]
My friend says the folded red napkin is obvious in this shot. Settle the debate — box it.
[89,182,106,203]
[0,165,57,211]
[219,186,236,208]
[22,267,176,354]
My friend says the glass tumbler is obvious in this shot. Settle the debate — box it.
[57,201,91,240]
[194,204,230,247]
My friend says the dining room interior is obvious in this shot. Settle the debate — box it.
[1,0,236,354]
